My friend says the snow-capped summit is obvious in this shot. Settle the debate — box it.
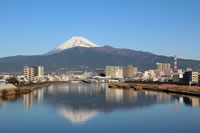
[46,36,100,55]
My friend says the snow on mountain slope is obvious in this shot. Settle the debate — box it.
[46,36,100,55]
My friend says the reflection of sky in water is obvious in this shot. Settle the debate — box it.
[0,83,200,133]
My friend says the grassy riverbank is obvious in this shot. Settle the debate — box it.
[0,83,52,98]
[0,81,75,100]
[108,82,200,96]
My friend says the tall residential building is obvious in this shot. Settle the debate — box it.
[123,65,138,78]
[156,63,172,76]
[24,66,35,82]
[106,66,123,79]
[24,66,44,82]
[38,66,44,77]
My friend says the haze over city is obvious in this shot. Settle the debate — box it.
[0,0,200,60]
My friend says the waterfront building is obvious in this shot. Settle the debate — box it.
[0,79,6,84]
[24,66,35,82]
[123,65,138,79]
[106,66,123,79]
[183,71,199,83]
[172,72,183,82]
[199,72,200,83]
[38,66,44,77]
[24,66,45,82]
[95,68,105,77]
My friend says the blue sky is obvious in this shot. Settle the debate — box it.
[0,0,200,60]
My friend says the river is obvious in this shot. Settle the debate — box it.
[0,83,200,133]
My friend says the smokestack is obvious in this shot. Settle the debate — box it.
[174,55,177,72]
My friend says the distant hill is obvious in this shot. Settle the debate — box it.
[0,45,200,74]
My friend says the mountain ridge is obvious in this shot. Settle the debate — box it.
[0,45,200,74]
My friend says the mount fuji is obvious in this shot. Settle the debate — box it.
[46,36,100,55]
[0,36,200,73]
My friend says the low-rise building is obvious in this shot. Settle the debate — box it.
[183,71,199,83]
[199,72,200,83]
[95,69,105,77]
[172,72,183,82]
[0,79,6,84]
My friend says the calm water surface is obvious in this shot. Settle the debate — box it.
[0,83,200,133]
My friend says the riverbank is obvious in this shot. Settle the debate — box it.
[0,81,72,98]
[0,83,51,98]
[108,82,200,96]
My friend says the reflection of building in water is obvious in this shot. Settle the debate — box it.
[183,97,200,108]
[178,95,200,108]
[23,88,45,109]
[0,97,2,107]
[106,88,138,103]
[144,91,171,102]
[146,90,200,108]
[23,89,45,109]
[123,89,138,101]
[179,97,183,104]
[145,90,200,108]
[23,92,34,109]
[156,92,171,102]
[48,84,106,95]
[37,89,44,103]
[58,105,98,124]
[191,97,200,108]
[106,89,123,103]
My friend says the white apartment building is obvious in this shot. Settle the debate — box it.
[106,66,123,79]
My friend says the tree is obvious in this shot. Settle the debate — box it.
[6,77,19,85]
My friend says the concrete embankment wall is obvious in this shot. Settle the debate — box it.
[0,84,17,90]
